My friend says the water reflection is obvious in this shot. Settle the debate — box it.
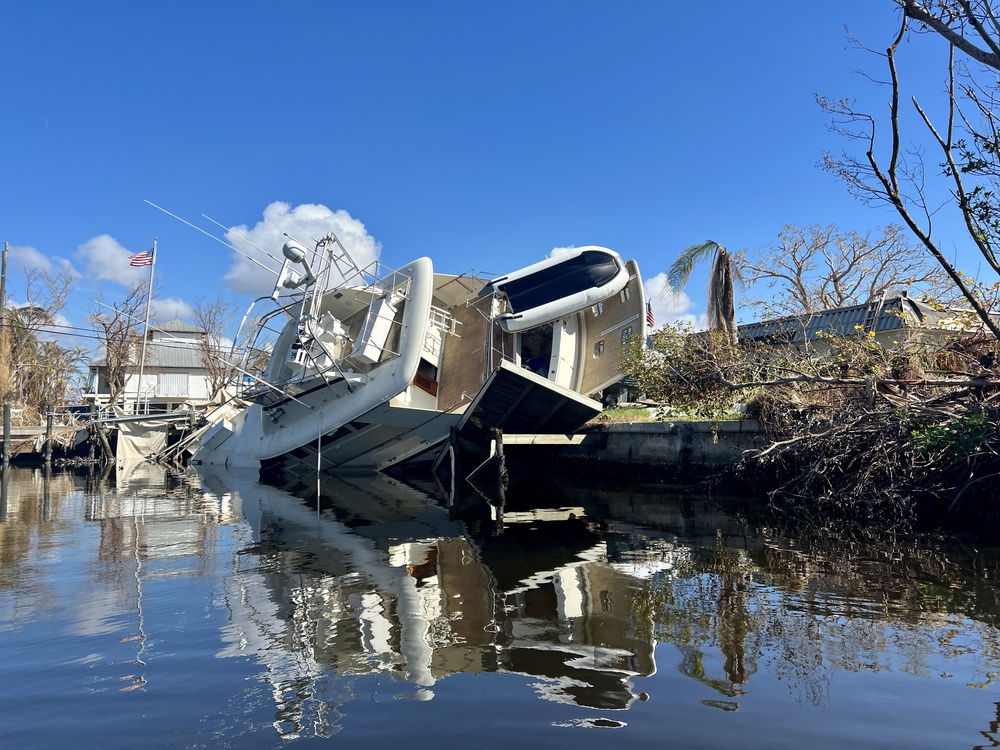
[207,469,657,727]
[3,464,1000,747]
[202,468,1000,741]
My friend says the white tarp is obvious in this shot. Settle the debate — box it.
[115,419,170,483]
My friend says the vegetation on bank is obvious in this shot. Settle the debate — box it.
[614,2,1000,532]
[617,318,1000,530]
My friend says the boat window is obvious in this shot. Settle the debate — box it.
[593,340,605,358]
[620,287,631,303]
[414,358,439,396]
[592,302,603,317]
[621,326,634,345]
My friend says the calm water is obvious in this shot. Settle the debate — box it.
[2,464,1000,749]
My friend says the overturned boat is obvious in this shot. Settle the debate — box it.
[191,234,645,478]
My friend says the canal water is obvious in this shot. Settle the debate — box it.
[2,464,1000,749]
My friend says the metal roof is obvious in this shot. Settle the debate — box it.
[89,340,211,369]
[155,319,203,333]
[738,296,975,344]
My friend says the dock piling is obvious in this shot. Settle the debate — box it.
[44,406,54,466]
[2,404,9,467]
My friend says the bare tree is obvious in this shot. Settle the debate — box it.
[2,266,82,419]
[192,296,238,401]
[736,224,954,318]
[820,1,1000,339]
[90,283,148,412]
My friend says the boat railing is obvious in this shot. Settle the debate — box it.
[240,255,423,401]
[462,292,516,374]
[236,296,303,370]
[429,305,460,336]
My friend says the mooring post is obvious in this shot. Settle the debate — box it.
[491,427,507,492]
[449,425,461,501]
[0,463,8,522]
[2,403,10,467]
[42,463,52,521]
[490,427,507,533]
[44,406,54,466]
[492,427,504,476]
[94,422,113,463]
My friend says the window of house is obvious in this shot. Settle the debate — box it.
[592,302,603,316]
[621,326,634,345]
[620,287,631,303]
[593,340,605,358]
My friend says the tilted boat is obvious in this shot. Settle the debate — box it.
[191,233,645,478]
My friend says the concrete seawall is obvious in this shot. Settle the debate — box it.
[504,420,767,481]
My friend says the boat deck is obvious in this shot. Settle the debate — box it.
[437,296,512,413]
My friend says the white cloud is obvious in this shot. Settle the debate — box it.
[74,234,150,287]
[223,202,382,297]
[644,272,708,329]
[39,310,92,354]
[153,296,195,323]
[10,244,77,280]
[13,244,52,274]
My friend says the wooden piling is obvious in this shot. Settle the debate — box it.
[44,407,54,466]
[95,423,113,463]
[0,464,7,521]
[2,404,9,467]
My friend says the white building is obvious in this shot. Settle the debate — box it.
[84,320,224,416]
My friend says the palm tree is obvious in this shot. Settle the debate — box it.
[667,240,739,347]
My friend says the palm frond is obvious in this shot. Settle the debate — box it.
[667,240,739,344]
[667,241,721,293]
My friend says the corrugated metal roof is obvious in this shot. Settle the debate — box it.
[156,319,203,333]
[738,296,969,344]
[89,341,211,369]
[145,341,206,368]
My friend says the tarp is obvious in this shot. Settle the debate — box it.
[115,419,170,481]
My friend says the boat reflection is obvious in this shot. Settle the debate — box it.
[205,469,659,723]
[4,464,1000,746]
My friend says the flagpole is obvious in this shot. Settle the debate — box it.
[136,238,156,415]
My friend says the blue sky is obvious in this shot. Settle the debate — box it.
[1,1,964,347]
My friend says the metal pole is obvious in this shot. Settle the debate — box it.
[136,238,156,415]
[1,241,8,313]
[1,243,8,440]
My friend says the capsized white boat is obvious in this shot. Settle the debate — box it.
[190,234,646,478]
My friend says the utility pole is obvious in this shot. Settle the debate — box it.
[1,242,9,415]
[1,241,8,313]
[2,243,11,468]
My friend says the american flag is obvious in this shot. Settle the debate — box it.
[646,301,655,328]
[129,249,155,267]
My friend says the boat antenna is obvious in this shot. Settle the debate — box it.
[143,199,277,276]
[280,216,364,280]
[200,212,283,265]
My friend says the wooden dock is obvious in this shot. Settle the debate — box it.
[2,420,90,465]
